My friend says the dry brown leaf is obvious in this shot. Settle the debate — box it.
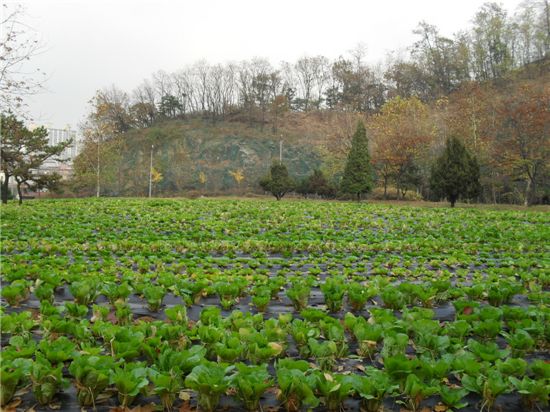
[1,398,22,412]
[434,403,448,412]
[48,402,62,410]
[107,311,118,324]
[13,385,31,397]
[356,364,366,372]
[178,402,194,412]
[135,316,156,323]
[265,386,279,395]
[96,392,114,403]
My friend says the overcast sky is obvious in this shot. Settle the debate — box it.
[13,0,524,129]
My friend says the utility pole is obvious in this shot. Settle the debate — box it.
[148,144,154,198]
[96,134,100,198]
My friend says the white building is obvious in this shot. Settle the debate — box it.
[1,125,82,199]
[39,125,82,179]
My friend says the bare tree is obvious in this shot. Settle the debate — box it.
[250,58,275,129]
[312,55,331,109]
[220,63,237,117]
[0,3,46,115]
[237,60,255,124]
[194,60,210,114]
[535,0,550,56]
[152,70,173,101]
[295,56,316,111]
[131,79,158,126]
[133,79,158,108]
[206,64,224,121]
[279,61,298,108]
[173,67,200,113]
[470,3,514,80]
[172,69,193,117]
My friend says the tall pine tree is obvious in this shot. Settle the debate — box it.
[341,121,373,200]
[430,137,481,207]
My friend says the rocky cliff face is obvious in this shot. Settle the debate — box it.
[79,121,325,196]
[165,134,322,192]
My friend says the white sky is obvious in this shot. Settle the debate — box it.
[11,0,524,129]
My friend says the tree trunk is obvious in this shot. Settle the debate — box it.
[1,173,10,204]
[450,195,457,208]
[383,177,388,199]
[272,112,278,133]
[16,182,23,205]
[545,0,550,52]
[524,177,531,207]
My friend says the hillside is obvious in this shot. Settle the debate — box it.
[71,58,548,202]
[72,113,351,196]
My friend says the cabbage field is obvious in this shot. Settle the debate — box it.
[1,198,549,412]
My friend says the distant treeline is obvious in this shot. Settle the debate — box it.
[73,1,549,205]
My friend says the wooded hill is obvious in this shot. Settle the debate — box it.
[72,1,549,204]
[73,116,327,196]
[72,58,548,203]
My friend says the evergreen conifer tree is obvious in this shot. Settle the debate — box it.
[341,121,373,200]
[430,137,481,207]
[259,162,295,200]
